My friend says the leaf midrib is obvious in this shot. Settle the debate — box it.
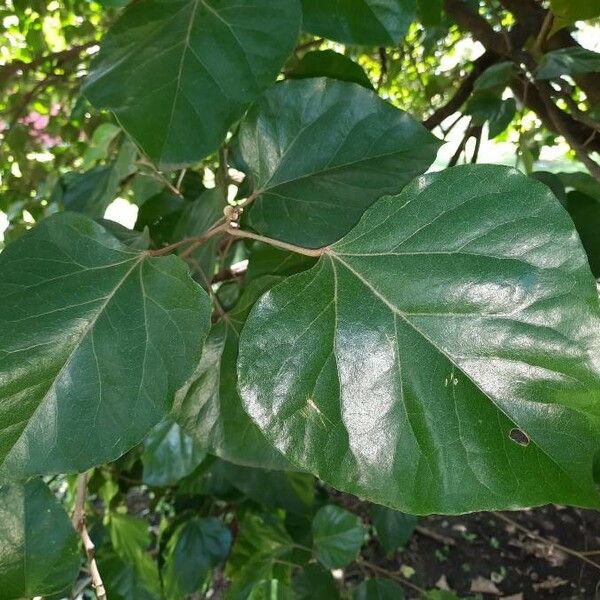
[327,252,592,498]
[2,255,145,472]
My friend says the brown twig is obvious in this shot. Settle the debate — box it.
[415,525,457,547]
[357,558,427,596]
[493,511,600,572]
[72,473,107,600]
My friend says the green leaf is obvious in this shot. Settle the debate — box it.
[0,479,80,599]
[0,212,210,478]
[107,513,161,596]
[293,563,340,600]
[563,191,600,278]
[550,0,600,25]
[473,62,515,91]
[97,219,151,250]
[465,93,516,138]
[246,243,316,282]
[226,513,294,600]
[312,505,365,569]
[84,0,302,168]
[98,553,161,600]
[238,164,600,514]
[135,191,187,247]
[247,580,294,600]
[288,50,373,89]
[369,505,418,554]
[53,139,137,218]
[142,419,206,486]
[417,0,442,26]
[173,188,226,284]
[353,579,406,600]
[220,462,314,514]
[239,78,441,247]
[173,278,293,470]
[163,517,232,599]
[557,171,600,199]
[537,47,600,80]
[301,0,416,45]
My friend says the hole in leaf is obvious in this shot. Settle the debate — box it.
[509,428,529,446]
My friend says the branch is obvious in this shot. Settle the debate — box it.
[424,53,497,130]
[0,41,96,86]
[72,473,107,600]
[443,0,510,53]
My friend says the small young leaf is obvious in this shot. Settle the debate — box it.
[239,78,441,247]
[312,505,365,569]
[162,517,232,599]
[107,513,162,596]
[0,212,210,478]
[301,0,416,45]
[226,513,294,599]
[369,505,418,554]
[0,479,80,599]
[238,165,600,514]
[84,0,302,168]
[247,580,294,600]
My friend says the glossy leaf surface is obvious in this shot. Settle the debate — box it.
[142,419,206,486]
[301,0,416,45]
[238,165,600,514]
[84,0,301,168]
[0,212,210,478]
[0,479,80,599]
[240,78,440,247]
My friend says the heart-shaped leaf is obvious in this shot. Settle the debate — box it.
[0,213,210,478]
[238,165,600,514]
[84,0,301,168]
[240,78,441,247]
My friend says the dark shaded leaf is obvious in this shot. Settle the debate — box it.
[0,479,80,599]
[369,505,418,553]
[288,50,373,89]
[240,78,441,247]
[142,419,207,486]
[163,517,231,599]
[312,505,365,569]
